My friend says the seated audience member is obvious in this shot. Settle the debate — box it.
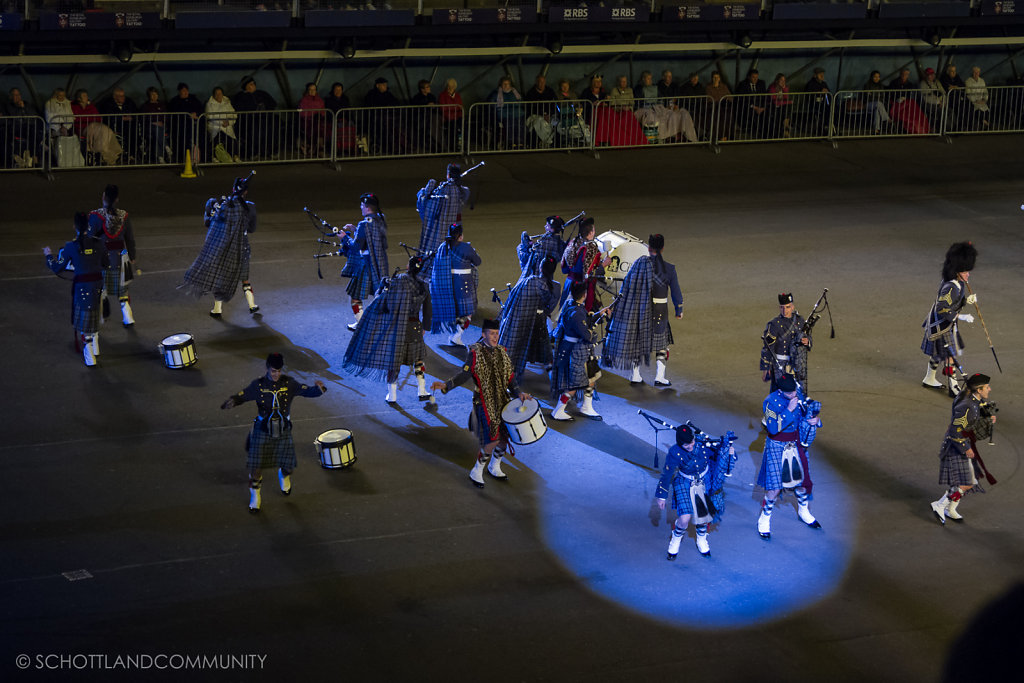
[45,87,75,138]
[919,67,946,131]
[805,67,831,134]
[206,86,239,162]
[139,86,168,163]
[864,70,892,134]
[167,82,204,162]
[437,78,463,152]
[488,76,525,148]
[410,79,438,153]
[98,87,140,160]
[964,66,991,130]
[234,76,279,159]
[767,73,792,138]
[363,76,400,155]
[634,70,696,143]
[940,64,967,128]
[4,87,42,167]
[678,71,707,133]
[524,74,558,147]
[734,68,768,137]
[888,68,929,134]
[706,71,733,141]
[298,82,328,156]
[72,89,121,165]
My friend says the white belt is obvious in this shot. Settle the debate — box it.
[681,466,709,481]
[775,354,790,360]
[359,250,370,256]
[652,297,668,304]
[564,335,581,343]
[451,268,472,275]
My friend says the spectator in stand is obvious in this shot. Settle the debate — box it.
[940,64,967,128]
[410,79,438,153]
[167,82,204,163]
[678,71,707,135]
[705,71,733,142]
[139,86,168,163]
[438,78,463,153]
[363,76,400,155]
[805,67,831,134]
[660,70,682,101]
[488,75,524,149]
[323,82,353,154]
[234,76,278,160]
[298,82,327,157]
[5,87,42,167]
[635,70,693,143]
[608,75,635,110]
[889,68,929,134]
[919,67,946,132]
[556,78,574,101]
[206,86,239,162]
[72,89,121,165]
[964,66,991,130]
[579,74,607,126]
[45,87,74,138]
[767,73,792,138]
[864,70,892,134]
[98,87,139,161]
[599,75,644,146]
[324,82,350,114]
[524,74,558,147]
[734,68,768,138]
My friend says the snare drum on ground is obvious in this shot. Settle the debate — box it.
[159,333,197,368]
[501,397,547,445]
[316,429,357,468]
[596,230,648,279]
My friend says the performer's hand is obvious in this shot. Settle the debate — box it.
[966,448,976,459]
[518,392,531,402]
[220,398,235,410]
[787,396,801,413]
[990,415,997,424]
[656,498,666,510]
[728,446,735,456]
[675,312,683,319]
[520,231,530,247]
[800,336,810,346]
[315,380,327,393]
[430,381,446,393]
[958,313,975,324]
[966,294,977,305]
[762,370,770,382]
[808,416,821,427]
[43,246,52,256]
[343,223,355,232]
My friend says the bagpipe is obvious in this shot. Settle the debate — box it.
[638,410,738,471]
[968,399,999,485]
[207,170,256,222]
[305,207,348,279]
[524,210,587,241]
[429,161,486,199]
[490,282,514,309]
[399,241,436,268]
[802,287,835,339]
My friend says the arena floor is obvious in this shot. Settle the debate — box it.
[2,138,1022,682]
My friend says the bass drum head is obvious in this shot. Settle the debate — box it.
[317,428,353,445]
[501,397,540,424]
[161,333,193,348]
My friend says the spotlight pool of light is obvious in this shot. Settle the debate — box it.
[513,394,855,629]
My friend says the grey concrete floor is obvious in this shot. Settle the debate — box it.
[1,138,1022,682]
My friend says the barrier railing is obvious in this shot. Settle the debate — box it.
[712,91,834,144]
[591,95,713,149]
[1,115,46,172]
[466,99,593,155]
[831,88,943,140]
[942,84,1024,136]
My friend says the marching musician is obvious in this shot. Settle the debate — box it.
[930,373,996,524]
[88,184,137,327]
[761,292,811,392]
[180,174,259,318]
[550,281,604,421]
[43,212,110,366]
[656,424,735,561]
[221,353,327,513]
[921,241,977,396]
[431,319,530,488]
[756,374,822,539]
[559,217,611,312]
[602,234,684,387]
[430,223,482,346]
[339,193,389,331]
[518,215,566,279]
[343,256,433,405]
[416,163,470,275]
[499,255,561,379]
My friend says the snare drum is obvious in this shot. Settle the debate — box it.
[501,398,547,445]
[315,429,357,469]
[596,230,648,279]
[159,333,197,369]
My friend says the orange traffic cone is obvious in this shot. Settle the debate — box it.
[180,149,197,179]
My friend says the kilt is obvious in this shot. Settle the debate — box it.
[103,262,129,299]
[454,269,479,319]
[669,473,700,516]
[246,425,298,472]
[72,281,103,334]
[469,400,509,447]
[398,319,427,367]
[938,438,977,487]
[346,258,377,300]
[921,324,963,361]
[524,315,553,367]
[550,340,593,399]
[651,301,674,351]
[757,438,810,491]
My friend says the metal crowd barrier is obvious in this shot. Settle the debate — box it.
[831,88,944,140]
[941,84,1024,136]
[711,91,833,144]
[0,115,46,172]
[465,100,593,155]
[590,95,713,149]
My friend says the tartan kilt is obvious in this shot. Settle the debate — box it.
[72,299,102,335]
[398,321,427,368]
[346,261,377,300]
[651,302,674,351]
[103,264,129,299]
[550,340,593,399]
[938,440,976,487]
[756,439,787,491]
[469,401,509,447]
[524,316,553,366]
[246,425,298,472]
[921,325,963,361]
[669,475,697,516]
[454,270,479,318]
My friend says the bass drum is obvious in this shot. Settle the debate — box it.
[596,230,647,279]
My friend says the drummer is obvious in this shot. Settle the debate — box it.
[560,217,612,312]
[432,319,531,488]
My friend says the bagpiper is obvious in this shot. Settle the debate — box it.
[339,193,389,331]
[922,241,977,396]
[430,223,481,346]
[89,184,137,327]
[499,255,561,379]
